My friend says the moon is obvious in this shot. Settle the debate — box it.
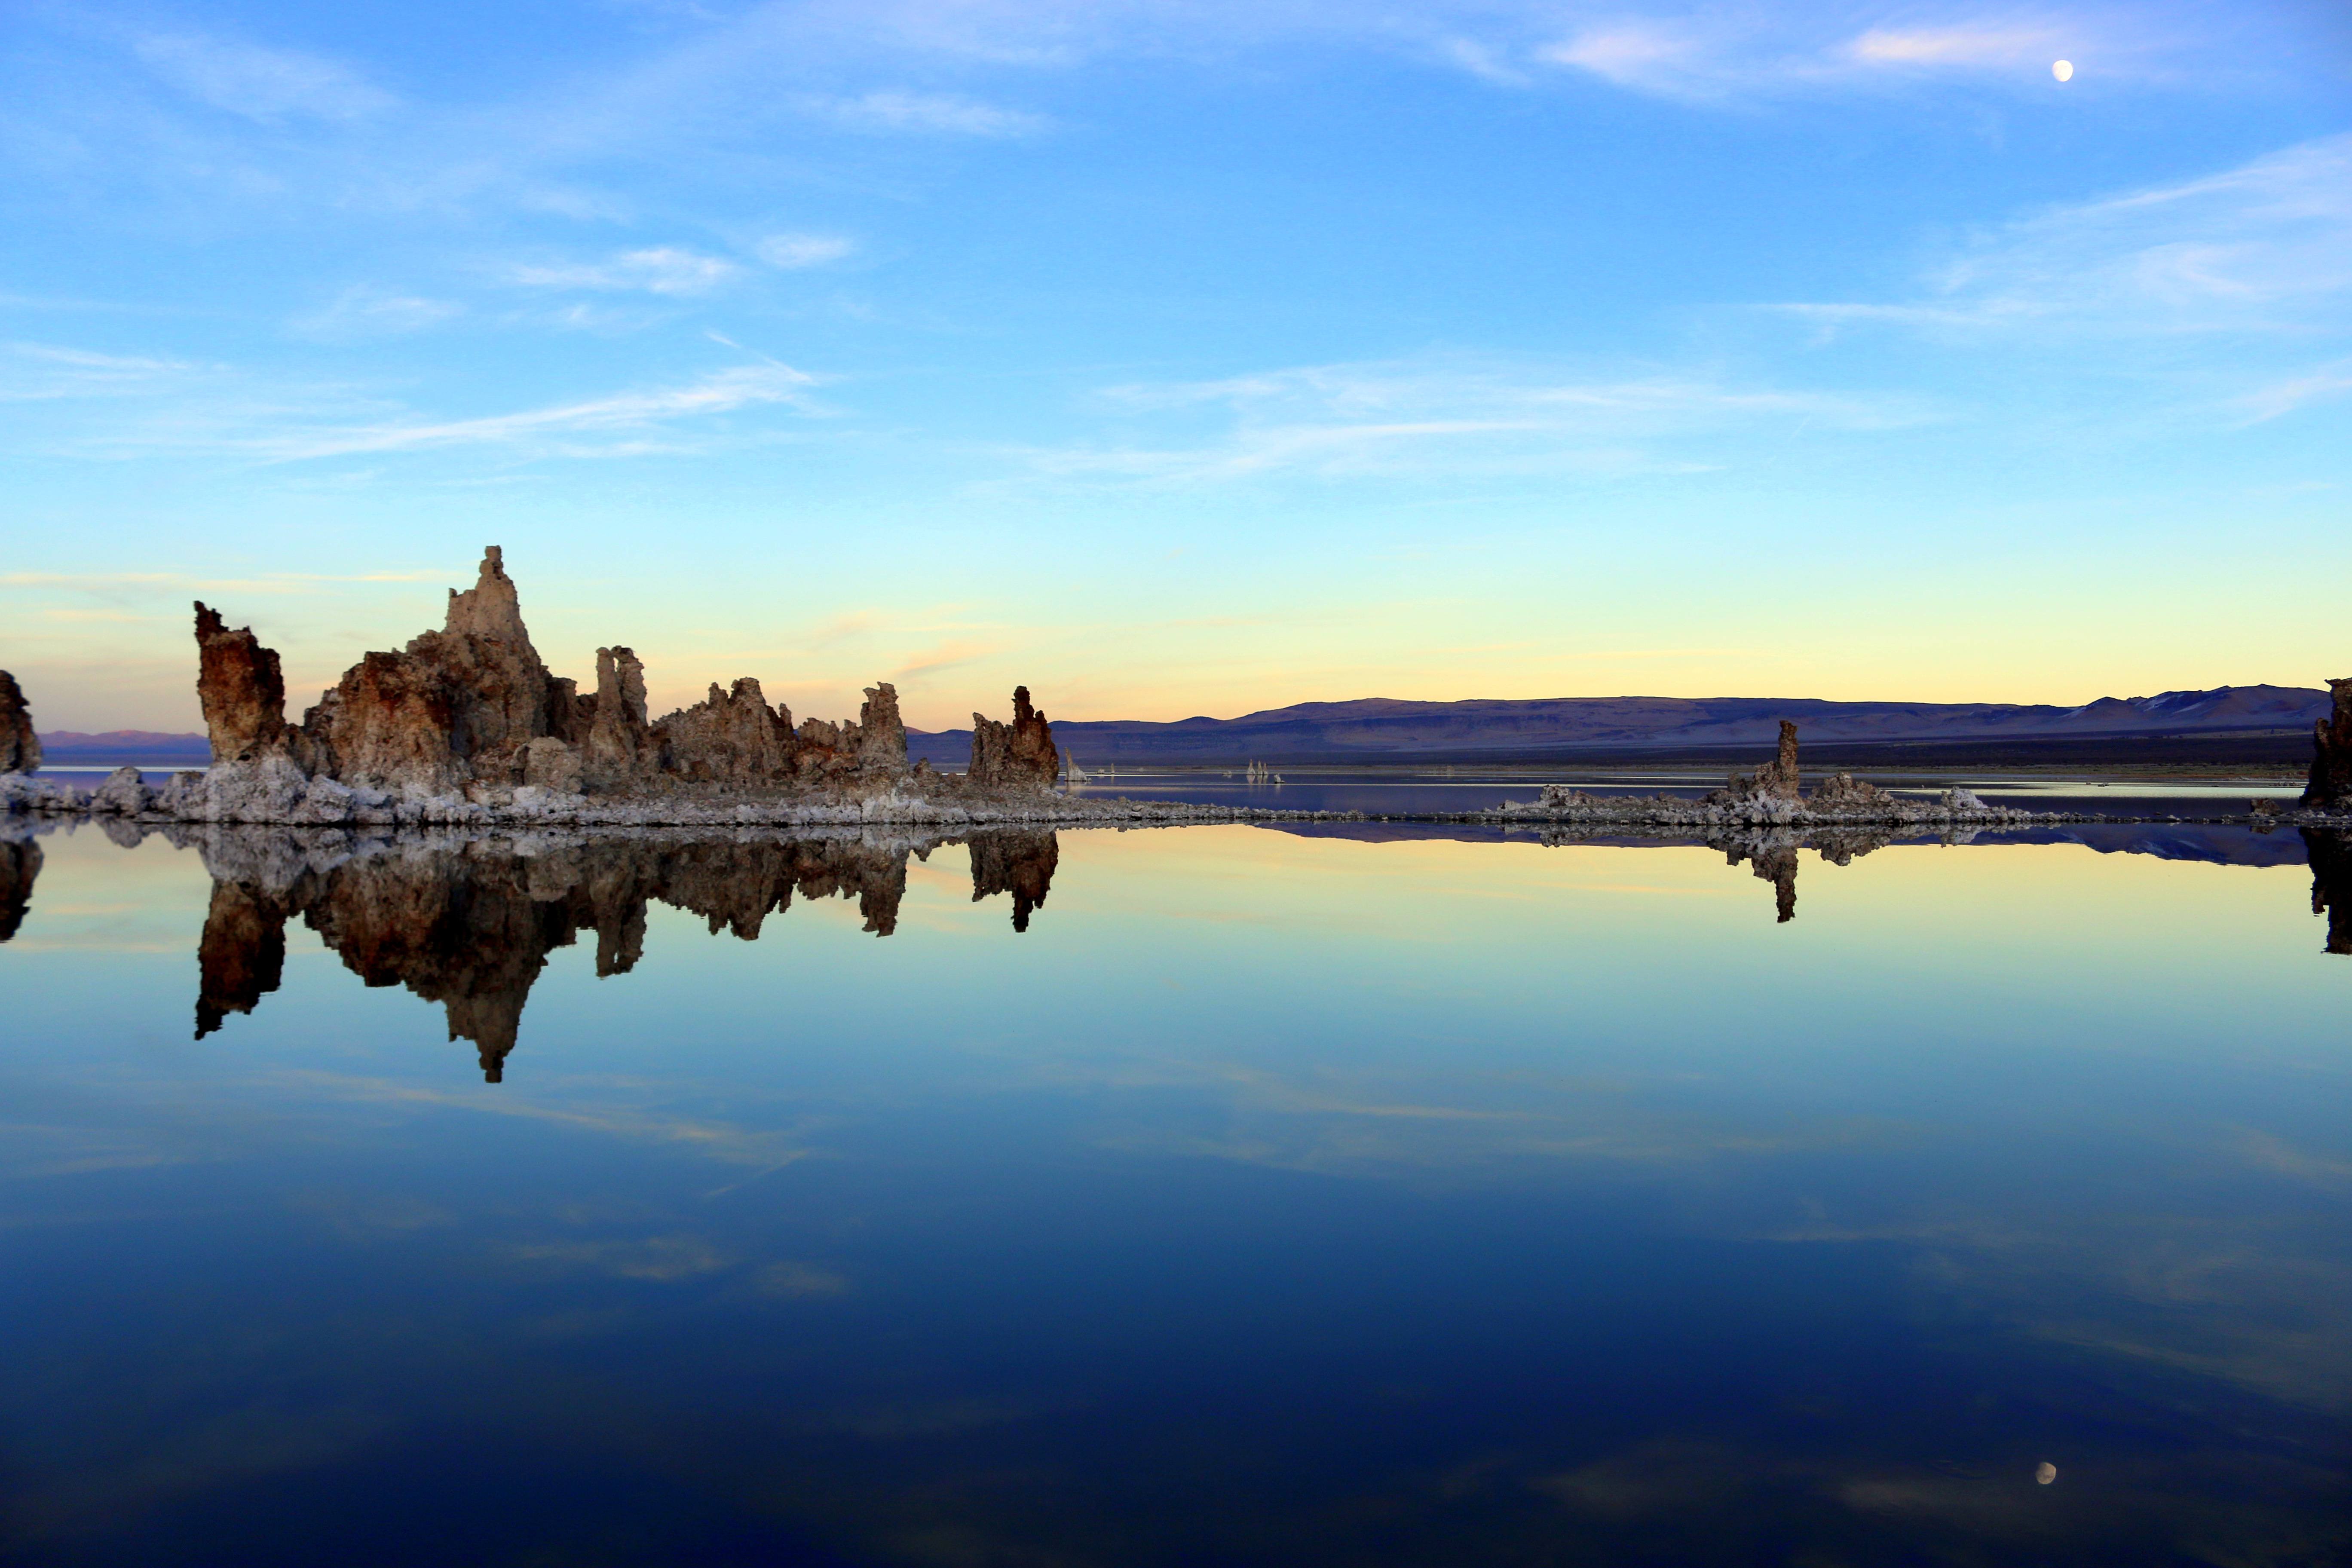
[2036,1462,2058,1485]
[2052,60,2074,82]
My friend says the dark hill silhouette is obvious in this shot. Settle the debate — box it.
[47,684,2330,769]
[906,684,2329,766]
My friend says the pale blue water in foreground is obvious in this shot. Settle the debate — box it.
[0,820,2346,1565]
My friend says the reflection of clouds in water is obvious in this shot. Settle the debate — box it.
[5,1403,391,1544]
[260,1069,818,1170]
[0,1124,200,1179]
[756,1261,848,1298]
[509,1234,733,1281]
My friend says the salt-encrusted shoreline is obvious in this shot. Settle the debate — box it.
[6,763,2347,832]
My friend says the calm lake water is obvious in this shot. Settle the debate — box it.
[1,819,2347,1565]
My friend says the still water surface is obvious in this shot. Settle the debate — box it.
[0,820,2346,1565]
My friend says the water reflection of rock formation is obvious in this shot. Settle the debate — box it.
[191,830,1061,1079]
[1716,830,1893,923]
[0,835,40,942]
[2305,830,2351,956]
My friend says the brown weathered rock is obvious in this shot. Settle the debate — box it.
[297,548,568,793]
[520,737,584,794]
[2303,678,2352,811]
[303,650,464,795]
[655,678,797,784]
[970,686,1060,793]
[193,605,294,764]
[0,671,39,774]
[968,829,1057,931]
[0,836,40,942]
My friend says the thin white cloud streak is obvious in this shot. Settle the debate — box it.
[1774,134,2352,339]
[250,364,822,460]
[7,2,2303,233]
[797,89,1050,136]
[757,233,858,268]
[2237,361,2352,424]
[507,247,744,295]
[9,356,824,462]
[129,30,396,122]
[289,286,463,342]
[1,343,199,401]
[1029,358,1929,485]
[1530,7,2160,101]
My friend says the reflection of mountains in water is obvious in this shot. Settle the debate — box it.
[180,827,1059,1081]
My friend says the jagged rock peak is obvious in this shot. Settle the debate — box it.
[0,670,40,774]
[444,545,534,649]
[655,676,796,785]
[2304,677,2352,810]
[193,603,292,765]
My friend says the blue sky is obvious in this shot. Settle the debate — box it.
[3,0,2348,732]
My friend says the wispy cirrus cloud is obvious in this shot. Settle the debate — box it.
[2237,361,2352,424]
[8,351,824,463]
[1774,134,2352,338]
[506,247,744,296]
[1026,357,1927,486]
[1,343,199,401]
[757,233,858,268]
[289,286,463,343]
[1530,8,2126,101]
[129,29,395,122]
[800,89,1049,136]
[251,363,822,460]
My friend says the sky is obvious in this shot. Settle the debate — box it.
[2,0,2348,733]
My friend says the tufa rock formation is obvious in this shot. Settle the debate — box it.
[1521,723,2009,827]
[295,546,568,795]
[193,605,294,764]
[175,548,1057,815]
[0,671,40,774]
[1758,719,1801,799]
[971,686,1060,792]
[2303,678,2352,812]
[655,678,797,785]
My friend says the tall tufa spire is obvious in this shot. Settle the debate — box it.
[444,545,534,649]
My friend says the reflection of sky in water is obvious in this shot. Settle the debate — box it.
[0,823,2346,1565]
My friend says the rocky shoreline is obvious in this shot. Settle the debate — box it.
[8,763,2352,832]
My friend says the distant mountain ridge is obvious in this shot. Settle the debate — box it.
[907,684,2331,765]
[37,730,213,761]
[43,683,2330,768]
